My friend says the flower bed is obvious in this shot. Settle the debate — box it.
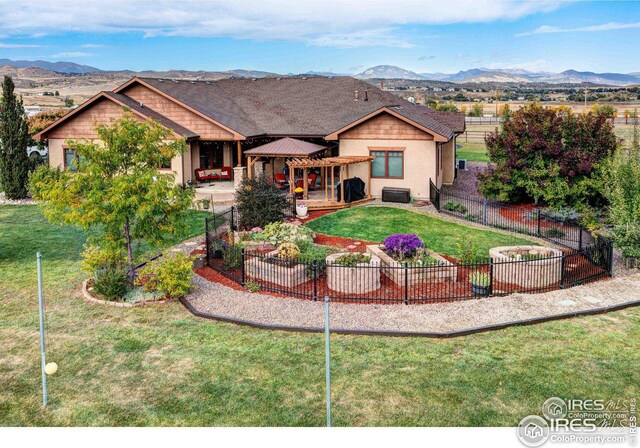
[244,250,308,288]
[490,245,563,289]
[326,252,381,294]
[366,244,457,285]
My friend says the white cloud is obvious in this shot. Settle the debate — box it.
[80,44,106,48]
[0,42,43,48]
[52,51,92,58]
[0,0,564,48]
[518,21,640,36]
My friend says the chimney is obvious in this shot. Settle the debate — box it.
[380,81,384,90]
[364,90,369,101]
[354,90,359,101]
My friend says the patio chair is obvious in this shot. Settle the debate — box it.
[274,173,288,189]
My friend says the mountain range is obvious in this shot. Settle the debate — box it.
[355,65,640,86]
[1,59,638,86]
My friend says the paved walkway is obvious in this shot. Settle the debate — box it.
[183,269,640,336]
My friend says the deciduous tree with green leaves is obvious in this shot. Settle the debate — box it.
[0,76,30,199]
[30,112,194,284]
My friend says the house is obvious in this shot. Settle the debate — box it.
[34,76,464,207]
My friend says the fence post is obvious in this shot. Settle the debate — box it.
[205,217,210,266]
[537,209,541,237]
[578,228,583,252]
[313,260,318,300]
[324,295,332,428]
[241,248,246,286]
[483,199,488,226]
[560,254,566,288]
[230,206,235,231]
[489,258,494,296]
[404,265,409,305]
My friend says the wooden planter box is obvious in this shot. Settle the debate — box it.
[366,244,457,285]
[326,253,381,294]
[244,251,307,287]
[489,245,563,289]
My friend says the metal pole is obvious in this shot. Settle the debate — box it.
[37,252,48,407]
[324,295,331,427]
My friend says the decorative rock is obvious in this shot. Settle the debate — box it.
[557,299,577,306]
[347,245,357,250]
[353,242,362,246]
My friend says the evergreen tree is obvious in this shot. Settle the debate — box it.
[0,76,30,199]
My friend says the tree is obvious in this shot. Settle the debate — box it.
[0,76,30,199]
[434,102,458,112]
[64,97,74,107]
[478,102,617,208]
[498,104,511,121]
[30,112,194,285]
[468,103,483,117]
[591,103,617,118]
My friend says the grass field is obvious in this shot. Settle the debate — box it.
[456,142,489,162]
[306,206,534,256]
[1,205,639,426]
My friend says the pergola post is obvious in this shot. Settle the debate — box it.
[303,168,308,199]
[339,166,345,204]
[247,156,253,180]
[324,166,328,201]
[331,166,335,202]
[289,163,295,197]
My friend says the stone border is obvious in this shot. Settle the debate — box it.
[81,279,178,308]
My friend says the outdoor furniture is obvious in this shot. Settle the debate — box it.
[274,173,288,188]
[195,166,232,183]
[295,173,318,190]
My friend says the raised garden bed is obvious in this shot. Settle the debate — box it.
[326,252,381,294]
[366,244,457,285]
[244,250,308,287]
[490,245,563,289]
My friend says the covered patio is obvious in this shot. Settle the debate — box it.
[286,155,375,210]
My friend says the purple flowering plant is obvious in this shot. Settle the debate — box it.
[383,234,425,260]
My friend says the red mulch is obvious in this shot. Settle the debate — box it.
[313,233,378,253]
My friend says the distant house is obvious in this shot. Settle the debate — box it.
[34,76,464,206]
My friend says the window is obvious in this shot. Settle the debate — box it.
[64,148,80,172]
[370,149,404,179]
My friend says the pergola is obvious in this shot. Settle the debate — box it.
[286,155,375,210]
[244,137,328,181]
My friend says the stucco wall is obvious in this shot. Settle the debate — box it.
[338,138,437,199]
[442,137,456,185]
[48,137,188,184]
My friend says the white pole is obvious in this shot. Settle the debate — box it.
[324,295,331,427]
[37,252,48,407]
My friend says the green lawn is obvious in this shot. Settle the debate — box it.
[456,142,490,163]
[306,206,532,257]
[1,205,639,426]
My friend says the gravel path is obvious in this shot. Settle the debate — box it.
[183,271,640,334]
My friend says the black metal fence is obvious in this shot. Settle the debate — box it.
[204,206,613,304]
[430,180,595,250]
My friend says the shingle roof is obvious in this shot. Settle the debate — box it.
[128,76,464,140]
[243,137,327,157]
[103,91,199,139]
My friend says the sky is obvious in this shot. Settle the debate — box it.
[0,0,638,74]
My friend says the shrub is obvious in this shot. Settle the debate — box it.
[138,253,194,299]
[383,234,425,259]
[277,242,300,259]
[236,174,291,228]
[81,245,127,277]
[258,221,315,246]
[93,268,129,301]
[223,244,242,268]
[332,253,371,267]
[443,201,467,214]
[297,240,339,276]
[456,238,483,263]
[544,228,566,238]
[469,271,491,286]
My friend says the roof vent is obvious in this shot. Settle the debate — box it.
[252,78,257,81]
[172,79,179,83]
[205,81,211,85]
[277,77,282,80]
[158,79,164,82]
[190,81,195,84]
[328,76,333,79]
[364,90,368,101]
[139,102,144,108]
[354,90,359,101]
[302,76,307,80]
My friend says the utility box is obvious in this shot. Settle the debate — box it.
[382,187,411,203]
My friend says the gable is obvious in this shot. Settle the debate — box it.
[338,112,434,141]
[45,97,142,139]
[122,83,237,140]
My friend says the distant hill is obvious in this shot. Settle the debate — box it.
[226,69,279,78]
[0,65,65,78]
[356,65,425,80]
[0,59,100,74]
